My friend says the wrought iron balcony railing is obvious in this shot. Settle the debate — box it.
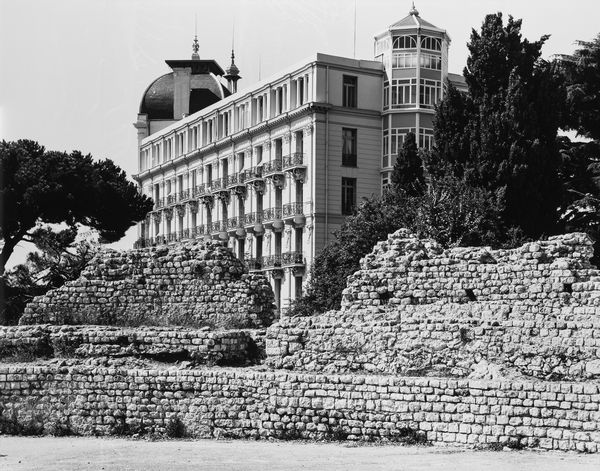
[193,184,207,197]
[282,251,305,266]
[178,189,190,201]
[262,207,283,223]
[154,198,165,210]
[244,212,263,225]
[282,152,305,169]
[191,225,205,238]
[262,159,283,175]
[245,258,263,271]
[166,194,177,205]
[261,254,282,268]
[244,166,264,181]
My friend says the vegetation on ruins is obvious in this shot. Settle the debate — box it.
[0,139,153,324]
[292,14,600,315]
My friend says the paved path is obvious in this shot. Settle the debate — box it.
[1,437,600,470]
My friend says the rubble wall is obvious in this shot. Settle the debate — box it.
[0,325,259,366]
[1,365,599,452]
[267,231,600,379]
[20,241,275,329]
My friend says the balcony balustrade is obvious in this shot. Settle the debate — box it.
[191,225,205,238]
[244,166,264,183]
[227,173,247,189]
[181,228,190,239]
[211,178,226,191]
[244,212,264,226]
[166,194,177,205]
[167,232,178,242]
[154,198,165,210]
[282,251,305,266]
[262,159,284,176]
[193,184,207,197]
[227,216,244,230]
[178,189,190,201]
[261,254,282,269]
[210,220,227,234]
[244,258,262,271]
[262,207,283,223]
[282,152,305,170]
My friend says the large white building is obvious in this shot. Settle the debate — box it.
[133,6,466,309]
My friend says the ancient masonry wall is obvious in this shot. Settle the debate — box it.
[0,325,260,366]
[267,231,600,379]
[20,241,275,329]
[1,365,599,452]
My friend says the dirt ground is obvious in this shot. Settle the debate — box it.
[1,437,600,471]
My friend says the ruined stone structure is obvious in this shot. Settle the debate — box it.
[1,365,599,452]
[267,230,600,380]
[20,241,275,329]
[3,231,600,452]
[0,325,258,366]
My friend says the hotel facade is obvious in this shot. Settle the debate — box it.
[133,6,466,309]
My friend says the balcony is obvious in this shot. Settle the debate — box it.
[154,198,165,210]
[211,177,230,201]
[166,194,177,205]
[282,153,306,170]
[262,159,284,176]
[262,207,284,231]
[227,216,246,238]
[181,228,190,240]
[282,202,309,226]
[210,220,226,234]
[244,258,262,272]
[282,251,305,267]
[244,166,264,184]
[178,189,190,202]
[226,173,247,190]
[191,225,206,238]
[166,232,179,243]
[261,254,282,269]
[193,184,207,198]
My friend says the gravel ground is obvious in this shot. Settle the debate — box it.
[1,437,600,471]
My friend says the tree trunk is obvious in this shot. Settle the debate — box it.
[0,235,20,277]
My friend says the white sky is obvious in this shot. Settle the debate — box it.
[1,0,599,264]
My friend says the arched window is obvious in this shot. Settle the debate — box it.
[392,35,417,49]
[421,36,441,51]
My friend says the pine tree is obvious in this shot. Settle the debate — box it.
[390,132,424,195]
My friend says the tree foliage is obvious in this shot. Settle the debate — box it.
[0,139,153,275]
[435,13,566,238]
[391,132,424,195]
[0,227,98,325]
[563,34,600,141]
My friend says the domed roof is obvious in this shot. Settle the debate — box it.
[139,71,231,120]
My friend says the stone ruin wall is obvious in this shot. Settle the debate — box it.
[0,325,261,366]
[20,241,276,329]
[267,230,600,380]
[1,365,599,452]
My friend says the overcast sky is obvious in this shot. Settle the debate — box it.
[1,0,599,261]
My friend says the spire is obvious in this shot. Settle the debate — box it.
[192,15,200,60]
[223,24,241,93]
[409,1,419,16]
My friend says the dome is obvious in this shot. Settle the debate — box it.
[139,71,231,120]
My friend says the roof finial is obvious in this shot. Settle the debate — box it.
[409,1,419,16]
[192,15,200,59]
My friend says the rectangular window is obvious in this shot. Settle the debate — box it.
[419,128,435,149]
[419,79,442,109]
[295,276,303,299]
[342,75,357,108]
[390,79,417,108]
[342,128,357,167]
[341,177,357,215]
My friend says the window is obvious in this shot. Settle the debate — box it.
[341,177,357,215]
[419,79,441,109]
[419,128,434,149]
[342,128,357,167]
[420,53,442,70]
[421,36,441,51]
[381,171,392,189]
[390,79,417,108]
[392,35,417,49]
[383,81,389,110]
[295,276,303,299]
[392,52,417,69]
[342,75,357,108]
[382,128,414,168]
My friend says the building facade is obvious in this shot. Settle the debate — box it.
[133,7,465,310]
